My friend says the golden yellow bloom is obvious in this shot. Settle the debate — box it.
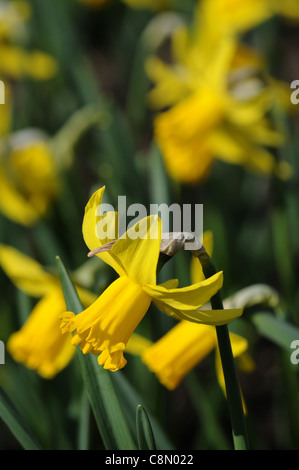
[0,45,57,80]
[0,1,57,80]
[0,245,96,379]
[142,320,251,391]
[0,130,59,226]
[147,11,292,184]
[200,0,299,40]
[60,186,242,372]
[7,289,76,379]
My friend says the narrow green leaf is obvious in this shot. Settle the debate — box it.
[0,386,41,450]
[251,312,299,351]
[111,371,175,450]
[136,405,156,451]
[55,256,137,450]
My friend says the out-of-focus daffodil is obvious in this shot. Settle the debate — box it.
[0,1,57,81]
[0,130,59,226]
[0,244,154,378]
[60,186,242,372]
[141,320,254,392]
[0,244,97,379]
[0,1,57,140]
[146,8,292,184]
[142,231,254,394]
[200,0,299,41]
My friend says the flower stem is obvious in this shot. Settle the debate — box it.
[196,247,249,450]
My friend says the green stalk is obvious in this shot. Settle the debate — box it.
[196,248,249,450]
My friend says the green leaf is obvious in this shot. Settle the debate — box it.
[0,386,41,450]
[136,404,156,451]
[251,312,299,351]
[55,256,137,450]
[110,371,175,450]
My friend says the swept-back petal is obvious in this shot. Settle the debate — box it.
[143,271,223,311]
[82,186,125,276]
[153,298,243,326]
[0,244,57,297]
[111,215,162,286]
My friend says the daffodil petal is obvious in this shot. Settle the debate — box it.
[111,215,162,286]
[153,298,243,326]
[144,271,224,311]
[0,167,41,226]
[82,186,125,276]
[0,244,57,297]
[230,332,249,357]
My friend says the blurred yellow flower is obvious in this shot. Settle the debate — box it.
[0,45,57,80]
[60,186,242,372]
[147,10,292,184]
[0,1,57,81]
[200,0,299,40]
[0,1,57,139]
[142,320,253,392]
[0,130,59,226]
[0,245,97,379]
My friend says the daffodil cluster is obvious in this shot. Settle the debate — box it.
[145,0,295,184]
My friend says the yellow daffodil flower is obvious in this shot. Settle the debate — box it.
[142,320,253,392]
[0,1,57,81]
[0,1,57,138]
[199,0,299,41]
[146,11,292,184]
[59,186,242,372]
[0,245,95,378]
[0,130,59,226]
